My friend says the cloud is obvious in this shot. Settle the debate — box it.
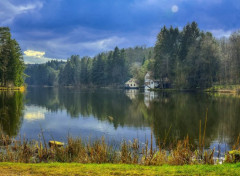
[23,49,65,64]
[24,50,45,58]
[0,1,43,25]
[5,0,240,59]
[208,29,233,38]
[46,35,127,58]
[78,36,127,53]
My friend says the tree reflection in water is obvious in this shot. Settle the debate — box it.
[0,91,24,137]
[2,87,240,151]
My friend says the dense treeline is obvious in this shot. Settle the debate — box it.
[0,27,25,87]
[25,22,240,89]
[154,22,240,89]
[218,33,240,84]
[59,47,129,86]
[25,61,65,86]
[154,22,220,89]
[25,46,153,86]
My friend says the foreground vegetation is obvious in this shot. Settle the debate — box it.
[1,162,240,176]
[1,130,240,166]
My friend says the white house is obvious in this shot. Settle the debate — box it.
[144,72,160,90]
[125,78,139,89]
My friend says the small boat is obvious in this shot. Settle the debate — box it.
[49,140,64,147]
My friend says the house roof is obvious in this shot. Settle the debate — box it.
[145,71,154,80]
[125,78,138,84]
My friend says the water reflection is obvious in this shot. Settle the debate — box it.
[24,106,47,121]
[0,91,24,137]
[144,89,159,108]
[0,88,240,151]
[26,88,150,129]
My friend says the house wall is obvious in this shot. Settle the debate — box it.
[125,79,139,88]
[145,79,155,89]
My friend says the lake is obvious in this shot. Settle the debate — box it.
[1,87,240,156]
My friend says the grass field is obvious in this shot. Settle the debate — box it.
[1,162,240,176]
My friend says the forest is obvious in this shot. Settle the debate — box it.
[3,21,239,89]
[0,27,25,87]
[25,46,153,87]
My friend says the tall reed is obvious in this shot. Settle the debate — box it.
[0,109,238,165]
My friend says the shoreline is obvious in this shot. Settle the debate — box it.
[0,86,26,91]
[25,84,240,94]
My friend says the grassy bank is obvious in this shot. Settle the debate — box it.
[0,86,25,91]
[205,85,240,93]
[146,84,240,93]
[1,162,240,176]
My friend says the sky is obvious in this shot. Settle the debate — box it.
[0,0,240,64]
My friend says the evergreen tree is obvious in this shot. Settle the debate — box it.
[186,32,220,88]
[91,54,106,85]
[58,55,81,86]
[154,26,180,84]
[0,27,25,87]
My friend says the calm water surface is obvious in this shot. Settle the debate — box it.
[1,87,240,154]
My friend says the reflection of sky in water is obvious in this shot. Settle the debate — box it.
[15,88,240,157]
[210,140,231,158]
[20,107,152,146]
[20,103,230,157]
[24,105,47,121]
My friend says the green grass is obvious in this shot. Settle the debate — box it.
[1,162,240,175]
[205,84,240,93]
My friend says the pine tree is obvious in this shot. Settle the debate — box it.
[0,27,25,87]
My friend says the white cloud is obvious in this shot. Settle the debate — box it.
[209,29,233,38]
[23,49,65,64]
[0,1,43,25]
[42,35,127,57]
[171,5,179,13]
[18,25,129,58]
[18,26,153,59]
[24,50,45,58]
[79,36,127,51]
